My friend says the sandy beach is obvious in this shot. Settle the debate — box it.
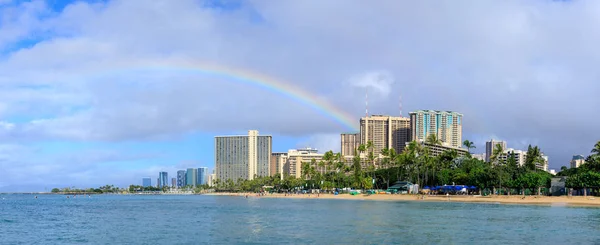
[205,192,600,207]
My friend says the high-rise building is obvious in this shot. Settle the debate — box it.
[570,155,585,168]
[186,168,197,187]
[340,133,360,156]
[485,140,507,162]
[360,115,411,155]
[142,177,151,187]
[197,167,208,186]
[171,178,176,188]
[177,170,187,188]
[410,110,463,148]
[158,172,169,188]
[215,130,272,182]
[270,152,288,179]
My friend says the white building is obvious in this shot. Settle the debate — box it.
[498,148,527,166]
[215,130,272,182]
[471,153,486,161]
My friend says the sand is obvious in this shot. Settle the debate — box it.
[205,192,600,207]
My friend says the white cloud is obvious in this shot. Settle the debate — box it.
[0,0,599,189]
[350,70,395,98]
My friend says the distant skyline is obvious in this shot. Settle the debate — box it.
[1,0,599,191]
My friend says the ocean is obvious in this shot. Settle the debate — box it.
[0,194,598,244]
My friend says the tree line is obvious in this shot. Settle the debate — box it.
[215,136,600,196]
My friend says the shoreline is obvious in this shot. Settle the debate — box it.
[204,192,600,207]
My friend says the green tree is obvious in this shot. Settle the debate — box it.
[463,140,475,154]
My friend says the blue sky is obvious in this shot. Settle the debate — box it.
[1,0,599,191]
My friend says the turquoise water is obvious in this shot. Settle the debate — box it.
[1,194,599,244]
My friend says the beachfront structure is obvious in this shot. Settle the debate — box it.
[360,115,411,155]
[208,169,216,187]
[485,140,507,162]
[340,133,360,156]
[498,148,527,166]
[420,142,469,157]
[186,168,197,186]
[283,148,372,178]
[570,155,585,168]
[215,130,272,182]
[158,172,169,188]
[197,167,208,185]
[284,148,323,179]
[410,110,463,148]
[171,178,176,188]
[177,170,186,188]
[142,177,152,187]
[270,152,288,179]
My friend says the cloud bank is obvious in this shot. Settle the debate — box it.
[1,0,599,190]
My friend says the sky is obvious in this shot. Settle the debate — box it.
[1,0,599,192]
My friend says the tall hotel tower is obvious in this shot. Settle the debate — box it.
[215,130,272,182]
[359,115,411,155]
[409,110,463,148]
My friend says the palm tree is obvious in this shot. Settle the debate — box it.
[463,140,475,154]
[426,134,442,146]
[490,143,504,164]
[525,145,542,171]
[591,141,600,158]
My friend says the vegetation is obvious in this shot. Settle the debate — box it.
[557,141,600,196]
[213,140,596,196]
[49,185,125,194]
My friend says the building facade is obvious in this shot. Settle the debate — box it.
[284,148,323,179]
[270,152,288,179]
[208,169,216,187]
[142,177,151,187]
[171,178,176,188]
[498,148,527,166]
[485,140,507,162]
[177,170,186,188]
[340,133,360,156]
[420,142,469,157]
[570,155,585,168]
[186,168,197,187]
[158,172,169,188]
[410,110,462,148]
[360,115,411,155]
[215,130,272,182]
[197,167,208,186]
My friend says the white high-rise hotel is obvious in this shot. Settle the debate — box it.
[215,130,272,182]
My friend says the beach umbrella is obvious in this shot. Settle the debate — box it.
[424,186,430,189]
[470,186,476,189]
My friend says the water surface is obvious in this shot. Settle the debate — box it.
[1,194,598,244]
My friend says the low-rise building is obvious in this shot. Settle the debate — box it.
[498,148,527,166]
[284,148,323,179]
[471,153,486,161]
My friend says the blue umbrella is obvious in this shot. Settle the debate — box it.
[454,186,462,191]
[470,186,477,189]
[424,186,430,189]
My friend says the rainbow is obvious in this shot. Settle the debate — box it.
[82,59,359,131]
